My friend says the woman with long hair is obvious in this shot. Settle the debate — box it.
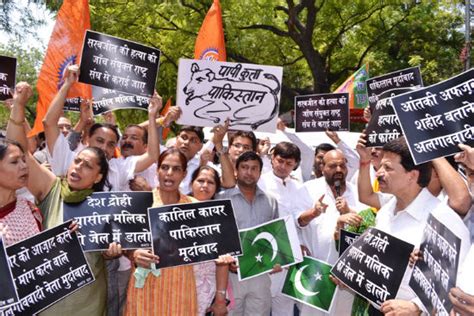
[6,82,159,315]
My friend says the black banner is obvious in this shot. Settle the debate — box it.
[63,192,153,251]
[294,93,349,132]
[0,56,16,101]
[367,66,423,112]
[0,222,94,316]
[0,237,18,308]
[331,227,414,308]
[391,69,474,165]
[409,214,461,315]
[339,230,361,257]
[364,88,413,147]
[79,30,161,97]
[148,199,242,269]
[63,87,150,115]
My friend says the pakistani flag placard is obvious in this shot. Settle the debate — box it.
[282,256,337,313]
[238,216,303,281]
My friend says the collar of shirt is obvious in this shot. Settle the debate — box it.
[387,188,433,222]
[227,184,266,198]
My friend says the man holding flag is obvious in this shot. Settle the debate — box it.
[217,151,279,315]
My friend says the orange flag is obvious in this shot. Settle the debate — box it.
[161,97,172,140]
[31,0,92,136]
[194,0,226,61]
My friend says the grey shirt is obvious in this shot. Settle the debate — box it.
[217,185,279,229]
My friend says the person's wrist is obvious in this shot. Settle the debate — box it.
[359,160,371,167]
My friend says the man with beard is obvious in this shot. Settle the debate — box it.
[295,149,367,316]
[217,151,278,316]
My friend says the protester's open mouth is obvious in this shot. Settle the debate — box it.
[70,171,81,182]
[162,179,174,187]
[122,143,133,150]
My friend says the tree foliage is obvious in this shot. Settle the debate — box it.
[2,1,469,131]
[88,0,466,119]
[0,42,44,129]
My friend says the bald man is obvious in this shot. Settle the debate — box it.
[295,150,368,316]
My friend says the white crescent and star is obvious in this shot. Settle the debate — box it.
[251,232,278,262]
[295,265,319,297]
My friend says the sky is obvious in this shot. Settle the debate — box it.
[0,0,55,50]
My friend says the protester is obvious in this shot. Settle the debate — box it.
[124,148,199,315]
[357,137,470,315]
[7,81,121,316]
[227,131,257,166]
[312,142,335,178]
[217,151,279,315]
[43,65,161,191]
[257,141,302,316]
[0,138,41,246]
[296,149,367,315]
[189,164,234,316]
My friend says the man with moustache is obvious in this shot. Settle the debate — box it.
[217,151,278,316]
[296,149,367,316]
[357,137,470,315]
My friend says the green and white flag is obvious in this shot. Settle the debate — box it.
[238,216,303,281]
[282,256,337,313]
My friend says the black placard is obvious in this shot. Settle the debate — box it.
[0,222,94,316]
[63,87,150,115]
[148,199,242,269]
[409,214,461,315]
[367,66,423,112]
[0,236,18,308]
[339,230,361,257]
[63,192,153,251]
[294,93,349,132]
[391,69,474,165]
[364,88,413,147]
[79,30,161,97]
[331,227,414,308]
[0,56,17,101]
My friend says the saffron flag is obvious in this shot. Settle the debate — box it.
[335,64,369,123]
[282,256,337,313]
[194,0,226,61]
[238,216,303,281]
[31,0,91,136]
[161,97,172,140]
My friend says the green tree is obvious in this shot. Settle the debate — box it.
[0,42,44,129]
[88,0,466,119]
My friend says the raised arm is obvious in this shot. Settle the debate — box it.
[213,120,236,188]
[356,132,381,209]
[432,158,471,217]
[7,82,56,201]
[134,92,161,173]
[43,65,79,154]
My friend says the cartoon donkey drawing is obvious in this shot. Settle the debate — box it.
[182,63,281,130]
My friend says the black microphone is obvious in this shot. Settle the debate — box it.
[334,180,341,197]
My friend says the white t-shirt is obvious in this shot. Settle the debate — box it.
[295,177,368,316]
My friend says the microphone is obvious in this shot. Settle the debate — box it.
[334,180,341,197]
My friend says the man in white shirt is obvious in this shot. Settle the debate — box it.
[258,141,302,316]
[296,149,368,315]
[174,125,205,194]
[43,65,161,191]
[359,137,471,315]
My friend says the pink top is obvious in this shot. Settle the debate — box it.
[0,198,41,246]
